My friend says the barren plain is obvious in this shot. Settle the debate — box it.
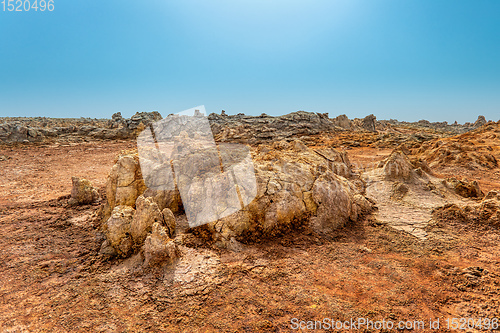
[1,112,499,332]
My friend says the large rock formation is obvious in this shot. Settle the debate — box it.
[102,153,148,221]
[130,195,164,245]
[99,140,374,261]
[382,150,414,181]
[103,205,136,257]
[0,122,43,143]
[143,222,178,266]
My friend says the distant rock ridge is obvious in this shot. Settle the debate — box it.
[0,111,162,143]
[0,111,493,144]
[381,115,492,134]
[208,111,343,144]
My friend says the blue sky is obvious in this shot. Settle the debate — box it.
[1,0,499,122]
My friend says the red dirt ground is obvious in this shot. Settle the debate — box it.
[1,140,499,332]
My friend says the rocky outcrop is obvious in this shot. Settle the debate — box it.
[433,191,500,228]
[102,198,179,260]
[332,114,352,130]
[208,111,338,144]
[474,115,487,128]
[100,141,374,261]
[143,222,178,266]
[361,114,377,132]
[0,122,43,143]
[69,177,100,205]
[102,153,147,221]
[0,111,162,144]
[3,112,495,145]
[104,205,136,257]
[382,150,414,181]
[109,111,162,130]
[442,178,484,198]
[413,123,500,171]
[382,115,494,134]
[130,196,164,245]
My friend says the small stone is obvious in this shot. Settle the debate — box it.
[69,177,99,205]
[99,239,117,257]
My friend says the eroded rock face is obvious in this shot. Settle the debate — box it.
[143,223,178,266]
[142,188,183,214]
[103,153,147,221]
[69,177,99,205]
[332,114,352,130]
[130,196,164,245]
[310,171,370,233]
[105,205,136,257]
[198,142,373,245]
[361,114,377,132]
[0,122,43,143]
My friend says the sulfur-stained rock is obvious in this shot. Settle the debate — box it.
[69,176,99,205]
[310,171,366,233]
[102,140,374,251]
[105,205,135,257]
[143,223,178,266]
[115,155,138,187]
[103,153,147,221]
[143,187,183,214]
[130,195,163,245]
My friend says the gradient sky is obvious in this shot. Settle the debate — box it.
[1,0,499,122]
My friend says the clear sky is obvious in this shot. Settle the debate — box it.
[1,0,499,122]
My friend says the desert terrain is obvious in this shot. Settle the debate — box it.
[1,111,499,332]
